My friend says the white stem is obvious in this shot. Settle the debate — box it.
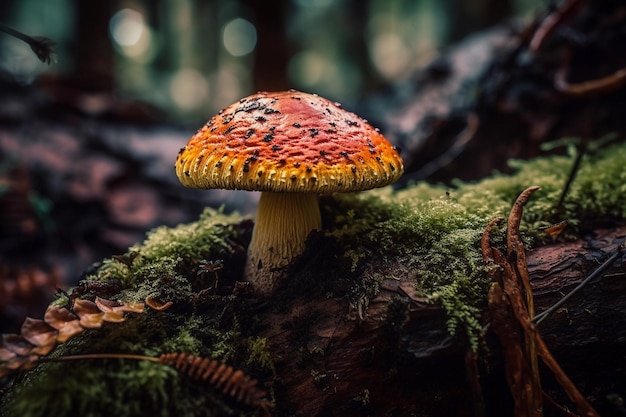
[245,192,321,295]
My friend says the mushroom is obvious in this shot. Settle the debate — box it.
[175,90,403,295]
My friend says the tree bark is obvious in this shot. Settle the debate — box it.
[260,225,626,417]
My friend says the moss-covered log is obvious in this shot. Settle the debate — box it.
[1,142,626,417]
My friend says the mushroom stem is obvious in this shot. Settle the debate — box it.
[245,192,321,295]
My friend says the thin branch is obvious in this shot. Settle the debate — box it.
[0,23,56,64]
[533,244,624,325]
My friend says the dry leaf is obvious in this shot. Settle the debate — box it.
[0,346,16,361]
[1,297,146,377]
[145,295,173,311]
[120,302,145,314]
[21,318,58,355]
[44,305,84,342]
[101,311,125,323]
[73,299,105,329]
[94,297,125,313]
[2,334,35,356]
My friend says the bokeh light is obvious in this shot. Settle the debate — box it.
[169,68,210,110]
[213,61,251,109]
[109,8,154,60]
[288,49,361,101]
[369,32,410,80]
[110,9,144,47]
[222,18,257,57]
[288,50,326,87]
[292,0,334,10]
[0,0,541,125]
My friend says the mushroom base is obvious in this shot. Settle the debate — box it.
[245,192,321,295]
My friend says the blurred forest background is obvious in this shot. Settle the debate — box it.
[4,3,626,415]
[1,0,540,125]
[0,0,574,330]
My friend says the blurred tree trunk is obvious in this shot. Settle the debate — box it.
[250,0,291,92]
[447,0,513,42]
[260,226,626,417]
[73,0,114,92]
[344,0,380,93]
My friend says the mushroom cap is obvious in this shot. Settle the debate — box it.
[175,90,403,193]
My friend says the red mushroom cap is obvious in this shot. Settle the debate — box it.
[175,90,403,193]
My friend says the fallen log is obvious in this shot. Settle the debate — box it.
[258,224,625,417]
[2,139,626,417]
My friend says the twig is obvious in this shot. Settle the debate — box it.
[484,186,601,417]
[557,139,586,209]
[0,23,56,65]
[533,244,624,325]
[481,216,504,270]
[529,0,586,53]
[555,65,626,97]
[506,186,540,261]
[41,353,158,363]
[507,186,540,316]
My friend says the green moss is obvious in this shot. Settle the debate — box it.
[2,310,272,417]
[317,141,626,347]
[94,207,243,289]
[3,141,626,416]
[321,191,492,346]
[244,337,275,373]
[1,207,271,417]
[4,316,201,417]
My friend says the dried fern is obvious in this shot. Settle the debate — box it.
[1,297,272,414]
[0,297,144,377]
[160,352,271,411]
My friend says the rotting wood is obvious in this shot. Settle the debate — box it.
[485,186,600,417]
[257,220,625,416]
